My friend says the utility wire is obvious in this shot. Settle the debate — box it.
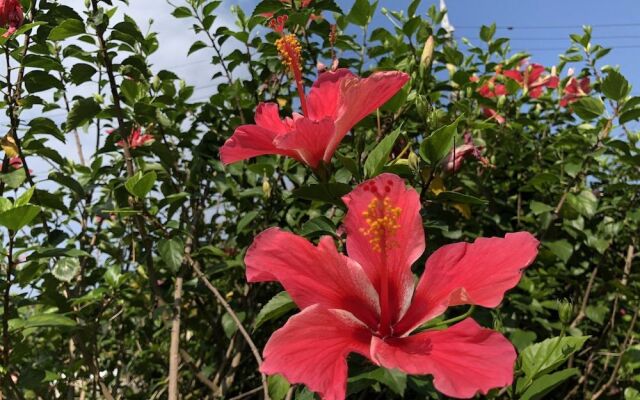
[455,22,640,30]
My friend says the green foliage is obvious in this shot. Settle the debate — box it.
[0,1,637,399]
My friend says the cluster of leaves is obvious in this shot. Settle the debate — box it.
[0,0,638,399]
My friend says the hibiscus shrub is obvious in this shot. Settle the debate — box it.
[1,0,639,399]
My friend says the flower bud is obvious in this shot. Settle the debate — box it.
[262,173,272,199]
[0,0,24,38]
[420,35,435,70]
[408,151,420,172]
[558,300,573,325]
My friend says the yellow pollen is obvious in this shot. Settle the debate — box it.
[276,34,302,71]
[359,197,402,252]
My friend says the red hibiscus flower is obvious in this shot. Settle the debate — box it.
[472,74,506,124]
[246,173,539,399]
[113,127,155,149]
[0,0,23,37]
[560,77,591,107]
[220,68,408,169]
[443,132,490,173]
[503,63,559,98]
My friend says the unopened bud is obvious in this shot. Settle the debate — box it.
[262,173,271,199]
[558,300,573,325]
[93,93,104,104]
[420,36,435,69]
[408,151,420,172]
[152,75,161,91]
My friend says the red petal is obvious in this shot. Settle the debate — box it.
[342,174,425,325]
[261,305,373,400]
[395,232,538,335]
[274,117,336,168]
[502,70,523,83]
[528,64,545,83]
[245,228,380,327]
[306,68,354,121]
[372,318,516,399]
[329,71,409,159]
[254,102,291,134]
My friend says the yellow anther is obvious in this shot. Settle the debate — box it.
[359,196,402,252]
[276,34,302,71]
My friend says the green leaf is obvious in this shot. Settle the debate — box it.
[567,190,598,218]
[0,168,26,189]
[530,201,554,215]
[625,388,640,400]
[66,98,100,131]
[543,240,573,263]
[300,216,336,238]
[480,23,496,42]
[268,374,290,400]
[348,368,407,396]
[437,191,487,205]
[364,128,401,178]
[520,368,579,400]
[10,313,76,332]
[171,6,192,18]
[188,40,208,55]
[293,183,352,206]
[24,71,64,93]
[254,291,295,330]
[601,70,630,101]
[521,336,589,379]
[221,311,246,339]
[619,108,640,124]
[48,19,86,41]
[158,238,185,272]
[348,0,372,26]
[419,115,463,164]
[15,187,35,207]
[237,210,259,232]
[125,171,157,198]
[571,97,605,120]
[52,257,81,282]
[0,205,41,231]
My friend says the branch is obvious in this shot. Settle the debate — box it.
[187,256,269,399]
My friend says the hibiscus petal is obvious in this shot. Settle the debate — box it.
[262,305,373,400]
[219,125,300,165]
[395,232,538,335]
[274,117,336,169]
[254,102,291,134]
[245,228,380,327]
[328,71,409,160]
[306,68,354,121]
[371,318,516,399]
[342,174,425,325]
[220,103,300,164]
[503,69,523,83]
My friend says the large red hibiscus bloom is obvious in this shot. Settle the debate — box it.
[220,68,408,169]
[245,173,539,399]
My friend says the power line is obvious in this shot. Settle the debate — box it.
[455,22,640,30]
[512,44,640,52]
[508,35,640,41]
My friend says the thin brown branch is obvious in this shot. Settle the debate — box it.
[187,257,269,399]
[570,266,599,329]
[168,276,184,400]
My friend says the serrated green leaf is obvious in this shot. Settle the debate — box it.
[521,336,589,379]
[52,257,81,282]
[66,98,100,131]
[601,70,630,101]
[158,238,184,272]
[571,97,604,120]
[125,171,156,198]
[268,374,290,400]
